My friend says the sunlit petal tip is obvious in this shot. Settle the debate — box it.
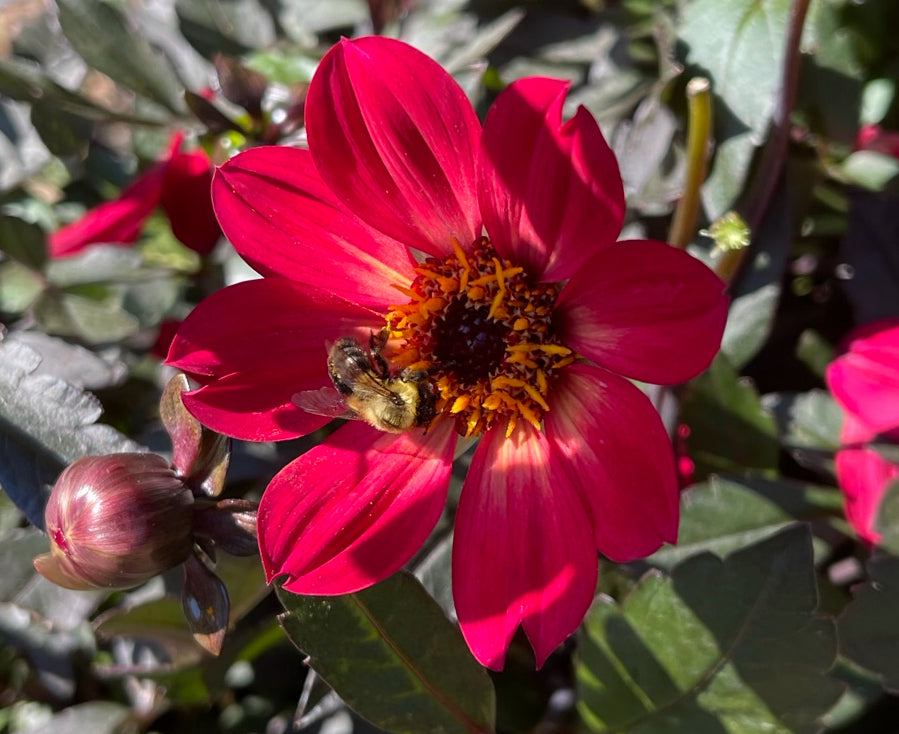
[258,420,456,595]
[479,77,625,281]
[454,423,598,670]
[307,36,482,257]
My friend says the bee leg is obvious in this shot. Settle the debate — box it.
[369,327,390,353]
[369,328,391,378]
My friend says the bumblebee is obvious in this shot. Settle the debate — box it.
[293,334,436,433]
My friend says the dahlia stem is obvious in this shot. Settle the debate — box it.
[669,77,712,251]
[715,0,812,286]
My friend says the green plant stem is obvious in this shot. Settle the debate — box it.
[669,77,712,251]
[715,0,812,286]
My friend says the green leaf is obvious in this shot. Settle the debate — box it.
[414,532,455,621]
[45,246,167,286]
[873,480,899,555]
[841,150,899,191]
[0,57,167,126]
[277,572,496,734]
[649,477,795,568]
[442,8,525,75]
[30,103,92,158]
[0,260,44,314]
[798,0,865,145]
[681,354,778,480]
[95,596,205,670]
[678,0,790,218]
[0,594,97,702]
[0,215,47,269]
[720,284,779,369]
[0,337,141,529]
[795,329,835,379]
[176,0,275,59]
[578,526,842,733]
[57,0,184,114]
[860,78,895,127]
[214,553,269,623]
[33,290,141,344]
[16,702,132,734]
[3,331,126,392]
[0,529,52,600]
[765,389,844,452]
[839,555,899,691]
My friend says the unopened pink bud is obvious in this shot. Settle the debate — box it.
[34,453,195,590]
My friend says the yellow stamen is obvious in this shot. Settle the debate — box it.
[488,289,505,319]
[423,297,446,313]
[437,276,458,292]
[391,283,420,300]
[507,343,573,356]
[519,403,542,431]
[522,382,550,412]
[536,369,548,395]
[452,237,471,291]
[406,360,433,371]
[414,267,443,280]
[384,237,575,438]
[450,395,470,413]
[507,352,538,369]
[493,258,506,290]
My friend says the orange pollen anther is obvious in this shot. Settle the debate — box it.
[386,237,573,437]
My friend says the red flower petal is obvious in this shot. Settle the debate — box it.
[161,148,221,255]
[212,146,416,309]
[453,422,597,670]
[306,37,481,257]
[49,163,167,258]
[181,370,332,442]
[478,78,625,281]
[556,239,728,384]
[544,363,679,560]
[166,277,383,440]
[826,320,899,435]
[259,418,456,594]
[835,414,899,544]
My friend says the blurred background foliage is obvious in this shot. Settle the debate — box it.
[1,0,899,732]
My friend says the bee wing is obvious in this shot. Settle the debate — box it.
[292,387,355,419]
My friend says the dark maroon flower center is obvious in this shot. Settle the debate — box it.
[387,238,574,436]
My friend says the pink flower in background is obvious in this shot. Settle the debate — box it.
[826,319,899,543]
[855,124,899,160]
[50,133,221,258]
[167,37,728,669]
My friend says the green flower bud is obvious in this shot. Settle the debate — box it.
[34,453,195,590]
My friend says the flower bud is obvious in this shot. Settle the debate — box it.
[34,453,195,590]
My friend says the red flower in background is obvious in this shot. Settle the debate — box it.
[168,37,728,669]
[826,319,899,543]
[50,133,221,258]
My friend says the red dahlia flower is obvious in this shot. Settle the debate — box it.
[826,319,899,543]
[167,36,728,669]
[50,133,221,258]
